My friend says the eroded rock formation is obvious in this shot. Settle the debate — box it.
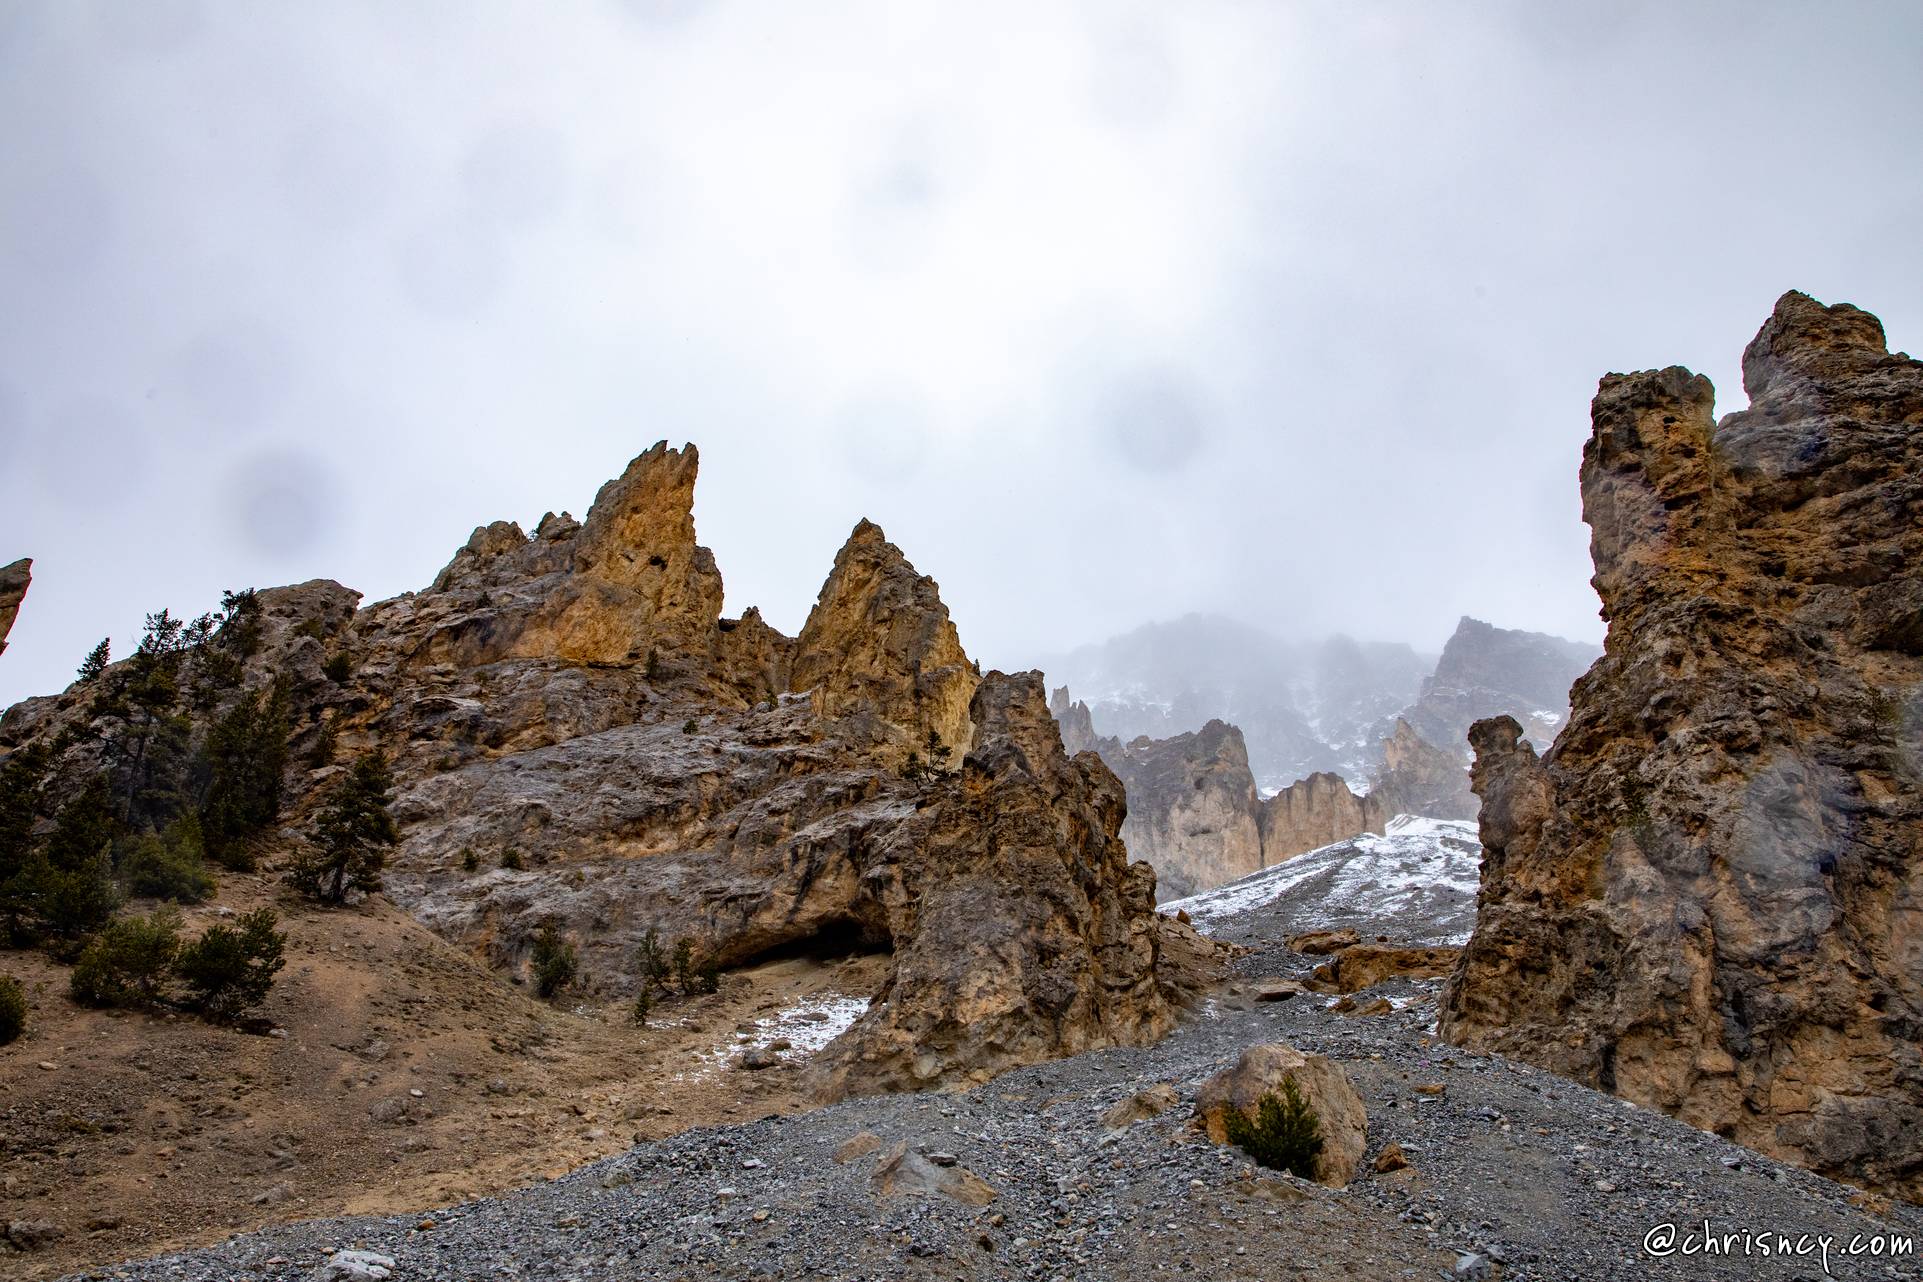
[1366,719,1476,821]
[1398,616,1598,759]
[792,520,975,760]
[0,557,28,657]
[1258,770,1387,863]
[1440,292,1923,1200]
[0,442,1219,1099]
[813,673,1210,1096]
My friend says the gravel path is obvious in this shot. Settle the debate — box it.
[64,860,1923,1282]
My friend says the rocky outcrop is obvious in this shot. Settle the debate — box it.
[1050,687,1414,898]
[791,520,976,761]
[1367,719,1476,820]
[1399,616,1599,759]
[812,672,1214,1096]
[1096,720,1266,902]
[1440,292,1923,1201]
[1,441,1219,1102]
[0,558,28,657]
[1258,770,1387,863]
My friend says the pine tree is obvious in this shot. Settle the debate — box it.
[0,746,50,941]
[1223,1077,1324,1180]
[530,922,578,999]
[199,683,291,869]
[289,751,397,903]
[173,907,285,1021]
[78,638,111,684]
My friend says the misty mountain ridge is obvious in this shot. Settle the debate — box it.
[1040,612,1597,794]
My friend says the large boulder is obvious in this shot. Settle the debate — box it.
[1194,1042,1369,1187]
[1440,291,1923,1201]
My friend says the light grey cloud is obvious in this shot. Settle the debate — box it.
[1,0,1919,708]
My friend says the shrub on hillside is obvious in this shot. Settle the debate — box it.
[0,974,25,1045]
[120,818,216,903]
[1223,1077,1324,1180]
[530,923,578,999]
[173,908,285,1021]
[70,909,182,1007]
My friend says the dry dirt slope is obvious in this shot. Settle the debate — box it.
[0,874,884,1282]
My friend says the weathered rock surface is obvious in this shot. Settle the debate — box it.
[1399,615,1598,761]
[0,557,28,657]
[1309,943,1459,993]
[1093,716,1267,902]
[812,673,1217,1096]
[792,520,975,760]
[1258,770,1387,862]
[1,442,1218,1104]
[1368,718,1477,821]
[1441,291,1923,1201]
[1194,1041,1369,1186]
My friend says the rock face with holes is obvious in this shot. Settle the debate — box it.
[0,557,28,657]
[1440,291,1923,1201]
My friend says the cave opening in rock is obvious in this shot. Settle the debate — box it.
[738,919,892,967]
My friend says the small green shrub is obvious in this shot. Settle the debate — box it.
[173,908,285,1021]
[501,847,525,871]
[461,848,479,872]
[681,719,698,735]
[120,820,216,903]
[670,936,695,993]
[630,986,651,1026]
[530,923,577,999]
[1223,1077,1323,1180]
[322,652,353,683]
[0,974,26,1045]
[71,909,182,1007]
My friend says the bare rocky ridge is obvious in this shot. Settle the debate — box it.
[1049,693,1267,902]
[1052,686,1484,899]
[0,556,28,657]
[1441,291,1923,1202]
[1367,718,1478,821]
[1399,616,1599,764]
[0,442,1219,1103]
[1257,769,1387,863]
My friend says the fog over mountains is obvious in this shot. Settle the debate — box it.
[1040,612,1598,794]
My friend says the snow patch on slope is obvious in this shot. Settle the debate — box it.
[1161,814,1482,947]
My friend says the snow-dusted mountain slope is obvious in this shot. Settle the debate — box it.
[1160,815,1482,948]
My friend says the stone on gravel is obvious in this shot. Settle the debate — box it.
[871,1140,997,1206]
[1310,944,1459,993]
[1286,928,1359,955]
[1100,1083,1180,1130]
[833,1131,882,1163]
[321,1249,396,1281]
[1195,1042,1368,1187]
[1373,1141,1411,1174]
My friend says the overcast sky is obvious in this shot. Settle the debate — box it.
[2,1,1919,707]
